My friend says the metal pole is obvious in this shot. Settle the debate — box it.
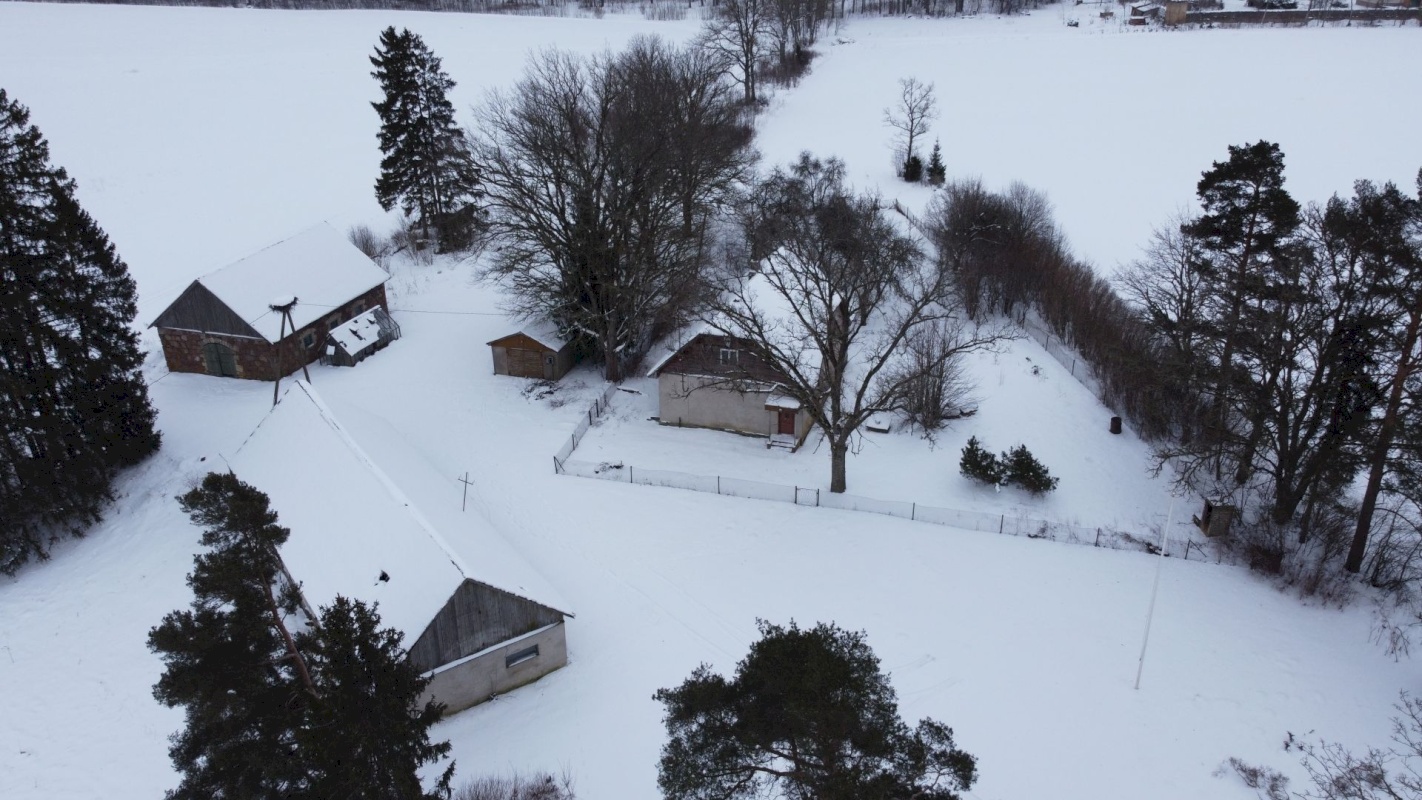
[1135,494,1177,690]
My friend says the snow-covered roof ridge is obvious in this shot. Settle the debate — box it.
[196,223,389,343]
[229,381,568,641]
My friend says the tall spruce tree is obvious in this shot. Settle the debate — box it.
[0,88,159,574]
[370,27,480,249]
[150,472,454,800]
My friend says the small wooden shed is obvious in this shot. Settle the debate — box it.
[321,307,401,368]
[488,323,575,381]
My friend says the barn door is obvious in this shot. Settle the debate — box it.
[202,341,237,377]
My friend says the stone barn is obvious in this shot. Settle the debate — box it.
[488,323,576,380]
[649,332,813,449]
[150,224,391,380]
[231,381,572,716]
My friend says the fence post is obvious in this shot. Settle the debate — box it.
[717,476,721,495]
[1095,528,1101,547]
[911,502,916,521]
[999,514,1004,534]
[816,488,820,507]
[554,456,560,474]
[629,466,634,484]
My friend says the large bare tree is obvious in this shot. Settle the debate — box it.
[698,0,770,106]
[883,77,937,178]
[472,39,754,381]
[706,154,1009,493]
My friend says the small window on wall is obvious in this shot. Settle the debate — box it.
[354,301,366,315]
[719,348,738,366]
[505,644,539,669]
[302,332,315,349]
[545,355,555,366]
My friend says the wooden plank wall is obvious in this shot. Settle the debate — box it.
[407,579,564,672]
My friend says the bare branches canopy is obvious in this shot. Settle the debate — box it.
[472,37,755,381]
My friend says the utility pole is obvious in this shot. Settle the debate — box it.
[268,297,309,407]
[459,472,474,511]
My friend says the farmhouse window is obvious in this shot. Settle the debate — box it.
[545,355,555,366]
[354,301,366,314]
[719,348,738,366]
[505,644,539,668]
[301,332,315,349]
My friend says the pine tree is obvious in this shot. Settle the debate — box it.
[1001,444,1058,494]
[926,140,946,186]
[302,596,454,800]
[151,473,456,799]
[0,88,159,574]
[149,473,310,799]
[959,436,1003,485]
[371,27,480,250]
[902,153,924,183]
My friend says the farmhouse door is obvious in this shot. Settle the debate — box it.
[777,409,796,436]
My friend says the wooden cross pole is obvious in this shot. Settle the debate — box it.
[270,302,290,408]
[459,472,474,512]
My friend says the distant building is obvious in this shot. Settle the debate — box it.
[649,332,812,449]
[231,381,571,716]
[150,224,390,380]
[488,323,577,381]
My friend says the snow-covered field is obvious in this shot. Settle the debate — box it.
[1,4,1420,800]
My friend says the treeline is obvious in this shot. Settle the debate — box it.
[926,147,1422,592]
[33,0,1056,18]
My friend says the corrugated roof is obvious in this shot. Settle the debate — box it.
[195,224,389,343]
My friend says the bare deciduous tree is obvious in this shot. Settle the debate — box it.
[473,39,754,381]
[706,153,1009,493]
[698,0,770,106]
[883,77,937,177]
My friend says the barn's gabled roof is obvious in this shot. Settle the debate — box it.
[151,224,389,343]
[229,381,568,644]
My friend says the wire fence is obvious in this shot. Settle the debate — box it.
[557,457,1202,560]
[552,382,620,471]
[1016,313,1107,402]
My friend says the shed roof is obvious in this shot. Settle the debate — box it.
[488,320,568,352]
[155,224,389,343]
[229,381,568,644]
[328,307,393,360]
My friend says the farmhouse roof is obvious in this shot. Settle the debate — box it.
[229,381,568,642]
[651,332,792,386]
[151,224,389,343]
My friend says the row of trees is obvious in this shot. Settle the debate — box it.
[0,90,161,573]
[1121,144,1421,579]
[923,137,1421,584]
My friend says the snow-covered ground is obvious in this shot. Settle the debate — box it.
[1,4,1420,800]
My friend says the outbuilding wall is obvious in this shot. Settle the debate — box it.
[489,334,574,380]
[420,621,568,716]
[659,373,777,436]
[157,284,388,380]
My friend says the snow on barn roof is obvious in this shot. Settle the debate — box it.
[196,224,389,343]
[229,381,567,643]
